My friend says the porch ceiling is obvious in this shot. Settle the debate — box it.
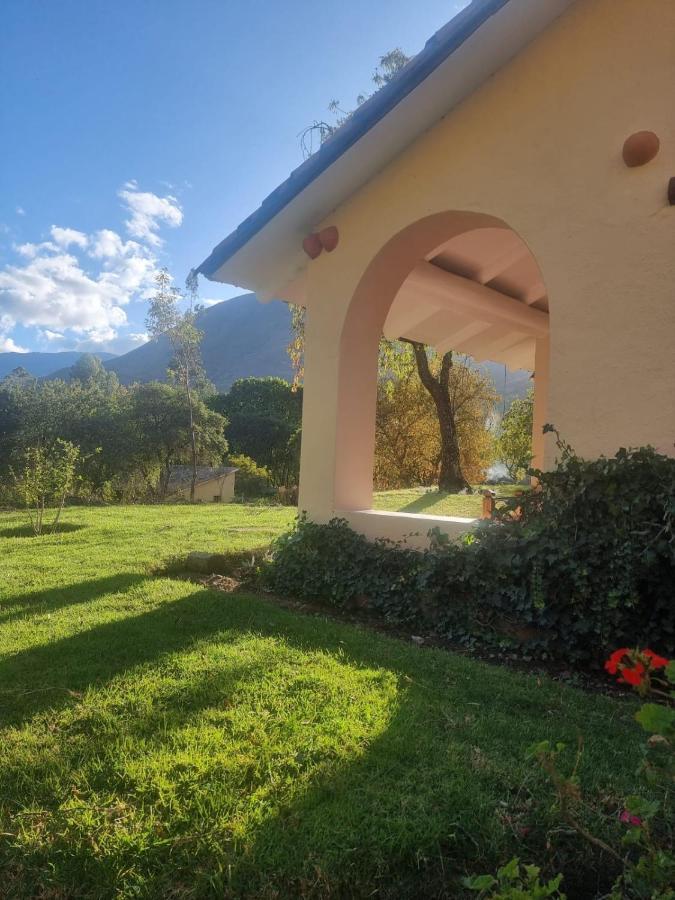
[383,227,548,371]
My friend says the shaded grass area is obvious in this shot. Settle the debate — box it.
[373,484,525,518]
[0,504,642,897]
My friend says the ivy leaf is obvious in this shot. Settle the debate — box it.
[635,703,675,737]
[462,874,497,890]
[497,857,520,880]
[665,660,675,685]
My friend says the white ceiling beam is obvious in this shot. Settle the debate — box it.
[522,279,547,305]
[477,244,530,285]
[452,324,523,359]
[382,296,438,340]
[400,261,549,336]
[434,320,493,354]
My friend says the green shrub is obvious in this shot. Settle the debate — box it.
[228,453,275,499]
[266,442,675,665]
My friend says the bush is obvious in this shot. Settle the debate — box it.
[228,453,275,499]
[266,442,675,665]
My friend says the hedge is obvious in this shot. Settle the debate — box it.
[265,439,675,665]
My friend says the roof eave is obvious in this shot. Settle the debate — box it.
[197,0,575,293]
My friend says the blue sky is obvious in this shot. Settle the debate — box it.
[0,0,467,355]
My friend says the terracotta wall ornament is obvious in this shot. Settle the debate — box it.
[622,130,660,167]
[319,226,339,252]
[302,233,323,259]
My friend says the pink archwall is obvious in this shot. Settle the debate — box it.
[331,210,549,513]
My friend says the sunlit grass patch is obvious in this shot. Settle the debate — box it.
[0,503,644,897]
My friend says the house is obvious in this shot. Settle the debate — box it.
[167,466,237,503]
[197,0,675,546]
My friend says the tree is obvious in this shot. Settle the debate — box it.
[210,377,302,486]
[146,268,208,502]
[401,341,469,492]
[1,366,35,390]
[11,439,81,534]
[129,382,227,497]
[68,353,120,392]
[497,389,534,481]
[375,345,496,490]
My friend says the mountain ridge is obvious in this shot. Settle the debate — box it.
[0,350,117,380]
[2,295,530,404]
[104,293,293,390]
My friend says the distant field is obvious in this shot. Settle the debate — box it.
[373,484,525,518]
[0,503,641,897]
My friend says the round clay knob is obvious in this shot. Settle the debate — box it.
[318,226,339,252]
[302,233,323,259]
[622,131,660,167]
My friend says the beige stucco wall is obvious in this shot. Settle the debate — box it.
[179,474,236,503]
[296,0,675,543]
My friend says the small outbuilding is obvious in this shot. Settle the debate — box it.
[167,466,237,503]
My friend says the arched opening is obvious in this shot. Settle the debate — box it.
[333,211,549,519]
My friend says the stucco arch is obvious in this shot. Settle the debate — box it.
[333,210,549,511]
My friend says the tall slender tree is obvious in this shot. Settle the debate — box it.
[146,268,207,502]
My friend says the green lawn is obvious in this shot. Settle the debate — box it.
[373,484,524,518]
[0,504,642,897]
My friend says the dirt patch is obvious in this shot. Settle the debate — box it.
[196,574,242,593]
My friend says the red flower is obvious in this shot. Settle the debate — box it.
[643,649,669,670]
[619,662,645,686]
[620,810,643,827]
[605,648,630,675]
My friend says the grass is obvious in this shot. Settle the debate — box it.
[373,484,524,518]
[0,503,645,898]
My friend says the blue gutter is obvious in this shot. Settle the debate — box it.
[197,0,511,280]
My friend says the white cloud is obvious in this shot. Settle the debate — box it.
[118,186,182,247]
[0,182,183,350]
[50,225,88,249]
[0,337,28,352]
[42,329,65,342]
[16,206,25,216]
[0,252,129,343]
[129,332,149,345]
[201,298,223,308]
[89,228,126,259]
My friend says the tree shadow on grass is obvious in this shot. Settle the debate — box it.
[0,585,632,897]
[0,582,234,727]
[398,490,476,516]
[0,573,146,626]
[0,522,85,538]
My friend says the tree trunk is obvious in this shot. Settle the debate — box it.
[402,340,470,493]
[185,369,198,503]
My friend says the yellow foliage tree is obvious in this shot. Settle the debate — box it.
[374,349,496,490]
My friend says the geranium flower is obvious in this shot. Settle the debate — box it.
[642,649,669,670]
[605,648,630,675]
[619,662,645,686]
[620,810,643,827]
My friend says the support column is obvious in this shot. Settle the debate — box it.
[297,307,341,520]
[531,336,550,471]
[297,290,381,518]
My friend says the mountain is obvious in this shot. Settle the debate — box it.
[26,293,530,404]
[0,350,116,380]
[106,293,293,390]
[476,361,532,411]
